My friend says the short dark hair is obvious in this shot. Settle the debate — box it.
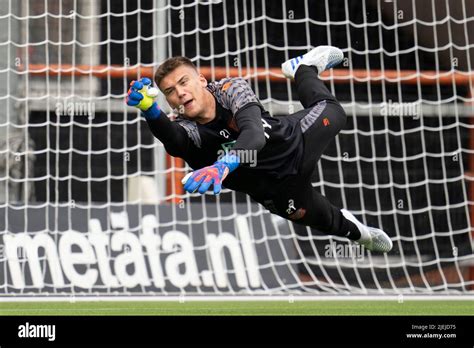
[154,56,197,87]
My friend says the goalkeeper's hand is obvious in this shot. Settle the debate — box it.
[126,78,161,118]
[182,154,240,195]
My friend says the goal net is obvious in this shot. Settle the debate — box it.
[1,0,473,297]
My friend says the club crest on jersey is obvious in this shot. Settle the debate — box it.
[289,208,306,220]
[222,81,232,91]
[285,199,306,220]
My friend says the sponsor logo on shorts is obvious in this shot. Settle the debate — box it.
[288,208,306,220]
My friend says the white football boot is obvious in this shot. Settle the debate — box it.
[341,209,393,253]
[281,45,344,79]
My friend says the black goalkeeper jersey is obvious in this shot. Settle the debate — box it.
[146,77,307,193]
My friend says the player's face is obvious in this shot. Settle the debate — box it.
[159,65,209,119]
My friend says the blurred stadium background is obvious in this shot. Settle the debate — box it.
[0,0,473,307]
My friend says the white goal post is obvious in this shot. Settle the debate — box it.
[0,0,473,298]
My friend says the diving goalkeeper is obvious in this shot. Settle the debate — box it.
[126,46,393,253]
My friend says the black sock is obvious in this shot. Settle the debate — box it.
[339,214,361,241]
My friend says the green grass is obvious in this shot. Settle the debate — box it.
[0,300,473,316]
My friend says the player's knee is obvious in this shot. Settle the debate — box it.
[325,102,347,132]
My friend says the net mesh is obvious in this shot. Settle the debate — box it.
[0,0,473,296]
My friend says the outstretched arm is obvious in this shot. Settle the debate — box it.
[144,109,191,158]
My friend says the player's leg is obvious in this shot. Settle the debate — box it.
[294,65,336,108]
[264,176,353,238]
[299,100,348,178]
[258,176,392,253]
[300,186,393,253]
[282,46,348,178]
[282,45,343,108]
[290,183,360,240]
[277,46,392,252]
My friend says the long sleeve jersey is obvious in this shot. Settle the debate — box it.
[146,77,307,193]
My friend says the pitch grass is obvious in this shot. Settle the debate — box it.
[0,300,473,316]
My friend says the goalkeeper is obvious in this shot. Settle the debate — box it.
[126,46,393,253]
